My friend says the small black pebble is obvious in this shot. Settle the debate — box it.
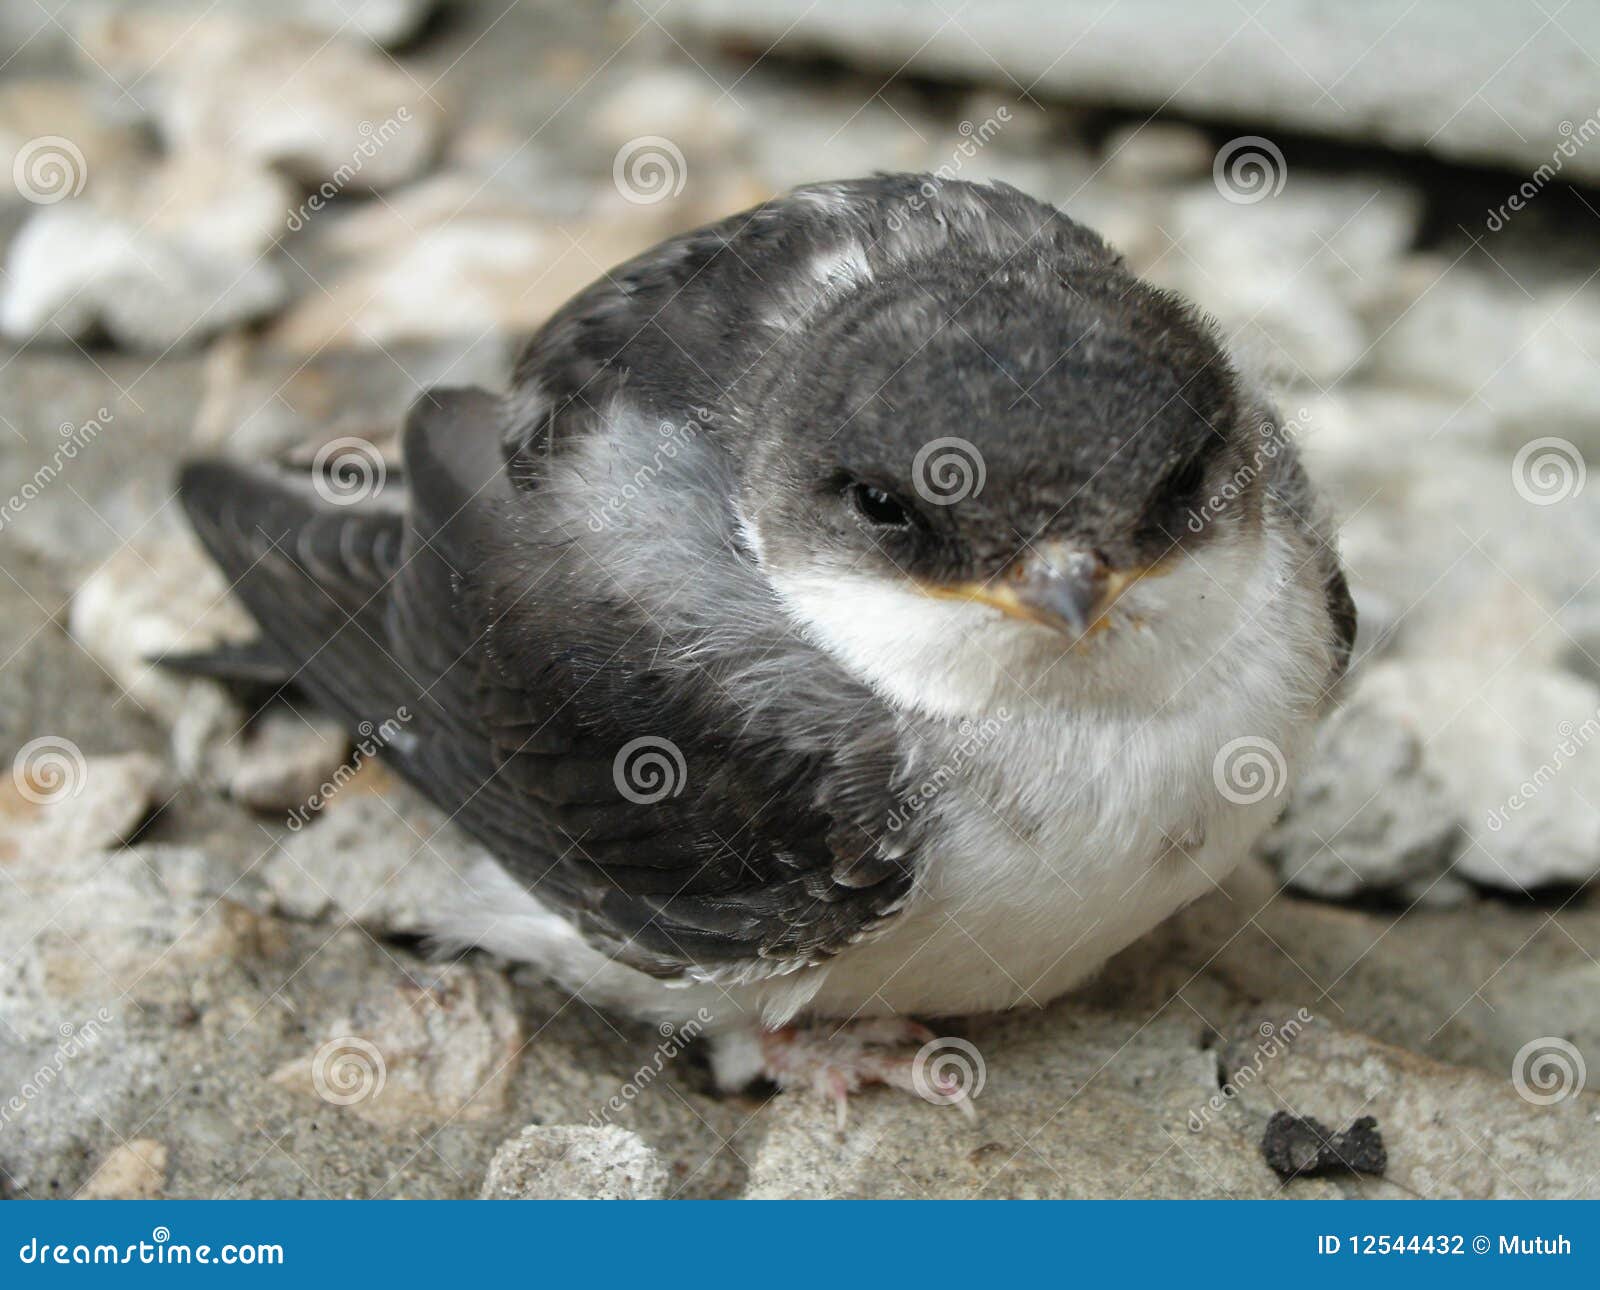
[1262,1111,1387,1181]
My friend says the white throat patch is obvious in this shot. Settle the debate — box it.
[762,528,1291,722]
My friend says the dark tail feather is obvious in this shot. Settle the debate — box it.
[174,388,509,792]
[152,638,295,686]
[175,457,417,733]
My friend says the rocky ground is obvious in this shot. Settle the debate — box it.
[2,0,1599,1199]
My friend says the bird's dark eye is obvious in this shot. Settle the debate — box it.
[847,483,913,527]
[1165,454,1208,502]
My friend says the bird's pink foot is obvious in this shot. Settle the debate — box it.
[714,1018,979,1128]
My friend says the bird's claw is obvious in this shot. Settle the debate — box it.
[756,1017,969,1129]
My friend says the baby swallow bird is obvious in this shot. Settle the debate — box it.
[180,175,1353,1111]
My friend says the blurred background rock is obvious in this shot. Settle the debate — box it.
[2,0,1599,1200]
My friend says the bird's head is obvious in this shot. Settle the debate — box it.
[738,265,1284,718]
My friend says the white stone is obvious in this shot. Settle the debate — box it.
[76,11,442,191]
[229,0,438,48]
[1,154,290,352]
[662,0,1600,182]
[0,844,253,1040]
[266,173,690,349]
[1309,422,1600,666]
[226,708,351,815]
[0,751,163,864]
[1371,268,1600,450]
[741,85,933,193]
[68,535,354,804]
[262,772,479,937]
[69,534,255,780]
[1264,692,1467,905]
[270,964,522,1128]
[1147,176,1421,384]
[1101,121,1213,183]
[1304,660,1600,893]
[0,77,147,210]
[589,66,745,152]
[481,1125,668,1200]
[76,1139,168,1199]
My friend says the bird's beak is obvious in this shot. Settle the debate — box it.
[919,544,1146,638]
[1003,545,1112,635]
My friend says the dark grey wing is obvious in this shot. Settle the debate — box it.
[404,390,919,979]
[180,388,918,982]
[178,457,411,732]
